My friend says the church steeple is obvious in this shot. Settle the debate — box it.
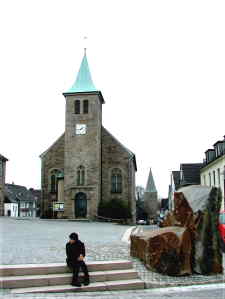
[66,50,97,93]
[145,168,157,193]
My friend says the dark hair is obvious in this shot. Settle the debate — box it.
[69,232,78,241]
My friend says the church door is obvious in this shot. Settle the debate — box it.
[75,192,87,218]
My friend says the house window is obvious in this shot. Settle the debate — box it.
[77,165,85,185]
[203,175,206,185]
[213,170,216,186]
[217,168,220,186]
[111,168,122,193]
[74,100,80,114]
[83,100,89,114]
[209,173,211,187]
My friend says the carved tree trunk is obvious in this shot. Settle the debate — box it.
[130,186,223,276]
[162,186,223,275]
[130,226,192,275]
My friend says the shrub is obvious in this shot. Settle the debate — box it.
[98,198,131,220]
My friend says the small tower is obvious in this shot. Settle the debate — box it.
[63,51,105,219]
[144,168,158,221]
[145,168,157,194]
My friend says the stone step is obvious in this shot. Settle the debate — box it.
[10,279,145,294]
[0,260,132,276]
[68,218,90,222]
[1,269,139,289]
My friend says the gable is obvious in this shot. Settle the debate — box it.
[0,154,8,162]
[40,133,65,160]
[101,126,137,171]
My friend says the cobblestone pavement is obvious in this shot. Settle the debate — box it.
[1,284,225,299]
[0,217,224,298]
[0,217,131,264]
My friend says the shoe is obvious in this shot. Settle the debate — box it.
[71,281,81,287]
[83,279,90,286]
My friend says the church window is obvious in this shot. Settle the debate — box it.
[111,168,122,193]
[77,165,85,185]
[51,174,57,193]
[74,100,80,114]
[50,169,62,193]
[83,100,89,114]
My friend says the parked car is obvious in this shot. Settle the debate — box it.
[218,210,225,252]
[137,219,149,225]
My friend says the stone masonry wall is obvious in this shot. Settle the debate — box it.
[0,188,4,216]
[0,160,6,216]
[101,127,136,222]
[64,93,102,219]
[41,134,65,217]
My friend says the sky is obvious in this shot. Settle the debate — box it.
[0,0,224,198]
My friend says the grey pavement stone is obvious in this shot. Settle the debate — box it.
[1,285,225,299]
[0,217,224,298]
[0,217,130,264]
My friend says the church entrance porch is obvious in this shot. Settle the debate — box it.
[75,192,87,218]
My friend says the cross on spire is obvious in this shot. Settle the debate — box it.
[83,36,88,55]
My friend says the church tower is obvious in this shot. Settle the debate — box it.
[40,50,137,222]
[63,51,105,219]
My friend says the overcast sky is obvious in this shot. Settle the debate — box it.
[1,0,224,198]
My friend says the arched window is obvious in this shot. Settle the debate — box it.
[49,169,64,193]
[83,100,89,114]
[74,100,80,114]
[111,168,122,193]
[51,174,56,193]
[50,169,63,193]
[77,165,85,185]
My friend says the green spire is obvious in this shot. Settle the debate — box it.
[66,50,97,93]
[145,168,157,193]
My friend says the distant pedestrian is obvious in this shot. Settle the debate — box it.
[66,232,90,287]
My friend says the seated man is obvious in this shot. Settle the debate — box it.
[66,232,90,287]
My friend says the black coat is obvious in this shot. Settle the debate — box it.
[66,240,86,263]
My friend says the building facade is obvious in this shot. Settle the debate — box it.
[4,202,18,217]
[4,184,38,217]
[40,52,137,222]
[200,135,225,211]
[0,154,8,216]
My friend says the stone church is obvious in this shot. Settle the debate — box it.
[40,51,137,222]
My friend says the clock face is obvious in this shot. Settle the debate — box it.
[76,124,86,135]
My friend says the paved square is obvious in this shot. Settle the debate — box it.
[0,217,130,265]
[0,216,224,297]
